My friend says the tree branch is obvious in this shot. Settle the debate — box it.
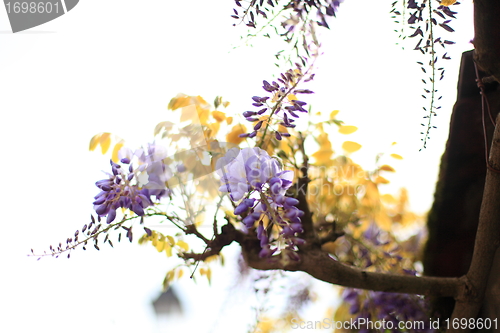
[448,113,500,332]
[180,223,239,261]
[187,221,463,298]
[294,131,316,243]
[239,242,463,298]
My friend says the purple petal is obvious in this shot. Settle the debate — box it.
[106,209,117,224]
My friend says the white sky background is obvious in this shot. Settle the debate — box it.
[0,0,474,332]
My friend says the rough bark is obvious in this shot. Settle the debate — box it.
[423,50,499,318]
[473,0,500,83]
[448,112,500,331]
[230,223,464,297]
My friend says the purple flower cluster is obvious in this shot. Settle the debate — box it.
[217,147,305,258]
[342,288,434,333]
[240,68,313,140]
[336,223,434,332]
[232,0,344,31]
[93,143,172,224]
[283,0,344,30]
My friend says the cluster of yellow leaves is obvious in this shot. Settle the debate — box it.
[89,91,423,311]
[226,124,247,145]
[305,114,412,233]
[309,157,414,235]
[139,229,222,290]
[311,111,362,167]
[163,267,185,290]
[167,94,233,141]
[379,188,419,226]
[253,313,301,333]
[162,261,215,290]
[89,132,125,163]
[198,266,212,285]
[138,230,189,257]
[312,131,335,166]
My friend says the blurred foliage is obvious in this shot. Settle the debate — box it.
[85,92,428,332]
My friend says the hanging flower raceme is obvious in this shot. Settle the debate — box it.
[239,68,314,141]
[216,147,305,258]
[342,288,433,333]
[93,143,172,224]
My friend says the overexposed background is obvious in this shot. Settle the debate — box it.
[0,0,474,332]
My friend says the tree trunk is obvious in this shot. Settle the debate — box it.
[424,49,500,323]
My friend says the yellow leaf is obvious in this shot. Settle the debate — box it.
[379,164,395,172]
[206,268,212,284]
[390,153,403,160]
[99,133,111,154]
[381,193,397,204]
[223,101,230,108]
[168,94,191,110]
[89,133,101,151]
[138,234,149,245]
[312,150,334,165]
[226,116,233,125]
[165,243,172,257]
[112,142,124,163]
[374,176,390,184]
[154,121,174,136]
[312,133,334,165]
[399,188,409,206]
[330,110,339,119]
[375,211,392,230]
[169,133,182,142]
[321,242,337,254]
[392,142,397,146]
[280,140,292,155]
[163,271,174,290]
[440,0,456,6]
[205,255,218,263]
[196,95,208,106]
[287,94,297,101]
[166,235,175,246]
[338,125,358,135]
[155,236,165,252]
[177,268,184,279]
[180,105,198,122]
[212,110,226,122]
[176,240,189,251]
[277,124,289,134]
[226,125,247,145]
[256,318,274,333]
[194,212,206,227]
[334,303,350,322]
[196,105,210,125]
[206,122,220,137]
[166,270,175,282]
[342,141,362,153]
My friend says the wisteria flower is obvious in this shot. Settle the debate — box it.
[217,147,305,258]
[239,68,314,140]
[92,143,172,223]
